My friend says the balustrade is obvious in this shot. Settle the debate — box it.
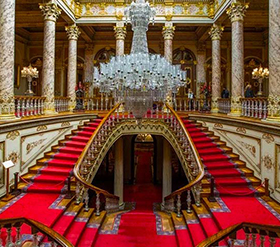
[218,98,231,114]
[74,102,204,218]
[197,222,280,247]
[14,96,46,118]
[241,98,268,120]
[175,97,211,112]
[0,217,73,247]
[54,97,70,113]
[84,96,114,111]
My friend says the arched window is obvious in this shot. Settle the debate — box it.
[94,47,116,67]
[173,47,196,96]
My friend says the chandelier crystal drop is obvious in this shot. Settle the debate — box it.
[93,0,186,119]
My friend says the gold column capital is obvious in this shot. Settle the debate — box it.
[209,23,224,41]
[226,1,249,23]
[114,26,127,40]
[39,1,61,22]
[65,24,81,40]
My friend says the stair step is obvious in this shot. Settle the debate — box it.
[52,202,84,236]
[198,148,224,155]
[61,141,87,148]
[46,152,80,160]
[65,208,95,246]
[75,131,94,137]
[53,146,84,154]
[68,136,90,142]
[79,126,97,132]
[201,154,230,162]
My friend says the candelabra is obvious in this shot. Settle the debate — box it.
[21,64,39,96]
[252,65,269,97]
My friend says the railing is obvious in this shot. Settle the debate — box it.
[84,96,115,111]
[14,96,46,118]
[241,97,268,120]
[74,102,204,218]
[197,222,280,247]
[54,97,70,113]
[0,217,74,247]
[175,97,211,112]
[74,104,121,216]
[218,98,231,114]
[164,104,204,217]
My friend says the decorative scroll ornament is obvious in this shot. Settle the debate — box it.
[268,95,280,118]
[39,1,61,22]
[226,1,249,23]
[93,0,186,120]
[65,24,81,40]
[114,26,127,40]
[162,25,175,40]
[6,131,20,141]
[209,24,224,41]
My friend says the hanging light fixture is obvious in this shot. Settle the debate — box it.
[93,0,186,120]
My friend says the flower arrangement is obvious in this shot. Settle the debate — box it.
[200,82,211,96]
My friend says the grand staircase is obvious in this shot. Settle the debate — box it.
[2,108,279,246]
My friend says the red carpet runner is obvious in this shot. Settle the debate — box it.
[95,149,178,247]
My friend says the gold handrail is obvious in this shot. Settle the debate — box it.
[165,103,204,200]
[0,217,74,247]
[197,222,280,247]
[73,103,121,199]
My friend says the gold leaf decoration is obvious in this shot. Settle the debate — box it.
[36,125,48,132]
[214,123,223,129]
[262,133,274,144]
[7,151,20,164]
[61,122,70,127]
[236,127,246,134]
[262,154,274,170]
[26,138,47,155]
[6,131,20,141]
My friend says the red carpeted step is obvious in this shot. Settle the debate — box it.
[186,127,201,133]
[77,227,99,247]
[86,122,101,127]
[76,131,94,137]
[46,159,75,167]
[204,161,236,170]
[199,217,220,238]
[192,137,213,143]
[208,168,242,177]
[215,177,249,186]
[215,186,255,196]
[39,166,72,175]
[58,146,84,155]
[195,142,218,150]
[32,174,68,183]
[198,148,224,155]
[189,132,208,138]
[175,229,194,247]
[201,154,230,162]
[53,152,80,160]
[65,221,88,246]
[70,136,90,143]
[52,214,76,236]
[187,223,206,246]
[64,141,87,148]
[81,126,97,132]
[27,182,65,193]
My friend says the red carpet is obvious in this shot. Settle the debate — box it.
[135,151,153,184]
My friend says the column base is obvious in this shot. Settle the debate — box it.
[0,114,17,121]
[44,109,59,115]
[211,108,219,114]
[227,111,242,117]
[263,116,280,123]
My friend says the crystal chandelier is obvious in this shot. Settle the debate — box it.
[252,65,269,97]
[93,0,186,119]
[21,64,39,96]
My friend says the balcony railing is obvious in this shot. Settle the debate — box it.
[54,96,70,113]
[175,97,211,112]
[218,98,231,114]
[15,96,46,118]
[241,97,268,120]
[84,96,115,111]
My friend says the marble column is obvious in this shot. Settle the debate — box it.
[114,138,124,205]
[39,1,61,114]
[0,0,16,119]
[114,22,127,56]
[196,43,207,98]
[209,24,224,113]
[227,1,248,116]
[84,44,94,97]
[162,22,175,63]
[267,0,280,120]
[65,24,80,111]
[162,139,172,202]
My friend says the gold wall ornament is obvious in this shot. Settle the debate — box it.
[36,125,48,132]
[262,154,274,170]
[6,130,20,141]
[61,122,70,127]
[207,2,215,19]
[7,151,20,164]
[74,2,82,18]
[214,123,223,129]
[209,23,224,41]
[262,133,275,144]
[26,139,47,155]
[183,3,190,15]
[236,127,246,134]
[85,3,93,16]
[226,1,249,23]
[267,95,280,118]
[196,2,205,15]
[237,140,256,158]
